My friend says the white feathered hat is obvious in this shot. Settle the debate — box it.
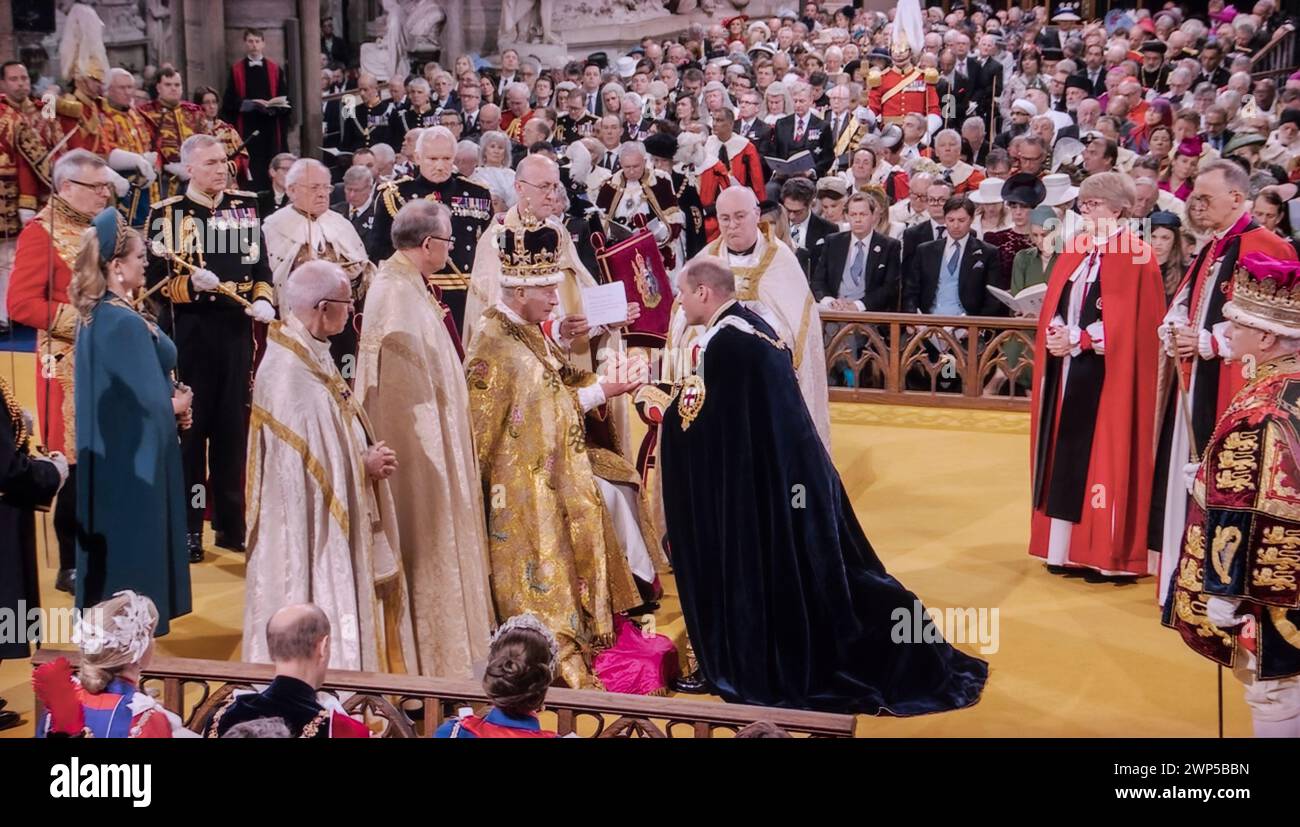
[60,3,110,83]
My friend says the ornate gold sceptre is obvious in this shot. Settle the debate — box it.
[140,240,266,316]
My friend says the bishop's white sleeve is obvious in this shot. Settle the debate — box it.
[577,381,608,412]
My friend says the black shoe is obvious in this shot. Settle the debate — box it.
[214,531,245,552]
[1046,564,1079,576]
[188,533,204,564]
[54,568,75,594]
[0,711,20,731]
[672,671,712,694]
[0,696,8,711]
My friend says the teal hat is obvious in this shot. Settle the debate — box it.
[1029,205,1057,228]
[92,207,126,262]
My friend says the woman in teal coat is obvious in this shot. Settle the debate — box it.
[71,208,193,635]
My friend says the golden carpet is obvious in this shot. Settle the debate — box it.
[0,348,1251,737]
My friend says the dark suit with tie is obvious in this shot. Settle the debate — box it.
[793,212,838,282]
[738,118,774,157]
[1200,129,1236,154]
[903,234,1004,316]
[771,113,834,176]
[811,230,902,311]
[581,88,604,116]
[1075,70,1106,98]
[937,72,971,129]
[902,220,944,273]
[462,108,483,139]
[331,199,376,252]
[971,56,1005,123]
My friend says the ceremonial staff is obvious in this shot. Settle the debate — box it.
[1167,319,1224,738]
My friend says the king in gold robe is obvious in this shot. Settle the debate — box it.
[465,223,656,688]
[244,313,417,673]
[355,248,495,678]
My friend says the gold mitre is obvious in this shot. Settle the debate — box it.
[498,224,564,288]
[1224,253,1300,339]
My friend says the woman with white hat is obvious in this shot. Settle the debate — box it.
[970,177,1011,238]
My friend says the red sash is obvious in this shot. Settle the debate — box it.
[457,715,559,738]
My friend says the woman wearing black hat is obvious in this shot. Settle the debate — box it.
[1146,209,1185,304]
[985,173,1046,276]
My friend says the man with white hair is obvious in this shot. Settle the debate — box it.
[340,72,395,152]
[666,186,831,447]
[620,92,651,142]
[594,142,686,271]
[501,81,533,144]
[389,77,438,148]
[933,128,985,195]
[144,133,276,561]
[825,84,868,171]
[452,139,479,179]
[100,67,160,228]
[370,142,397,182]
[355,200,494,678]
[263,158,375,368]
[770,81,835,193]
[8,149,109,590]
[332,163,378,241]
[370,127,492,328]
[243,260,419,675]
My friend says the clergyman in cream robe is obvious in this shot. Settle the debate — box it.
[355,246,495,678]
[262,197,375,307]
[243,312,417,674]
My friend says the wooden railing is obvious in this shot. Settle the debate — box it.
[820,310,1037,412]
[29,650,858,738]
[1250,22,1299,81]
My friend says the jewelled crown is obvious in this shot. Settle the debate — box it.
[497,225,564,288]
[1224,253,1300,339]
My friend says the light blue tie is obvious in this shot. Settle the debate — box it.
[849,241,866,290]
[946,240,961,276]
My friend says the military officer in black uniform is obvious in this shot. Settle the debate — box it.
[388,78,440,150]
[340,73,396,152]
[554,88,600,147]
[369,126,492,331]
[145,134,276,563]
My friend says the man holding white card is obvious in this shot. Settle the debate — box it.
[465,222,666,688]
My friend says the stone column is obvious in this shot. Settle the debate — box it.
[443,0,466,66]
[300,0,323,155]
[0,0,13,63]
[182,0,228,96]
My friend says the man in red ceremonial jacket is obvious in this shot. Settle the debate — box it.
[1163,252,1300,737]
[1030,172,1166,578]
[0,60,59,335]
[7,149,111,593]
[696,108,764,242]
[137,67,209,200]
[221,28,290,191]
[866,44,941,134]
[1149,160,1299,606]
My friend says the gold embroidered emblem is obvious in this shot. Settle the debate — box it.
[1184,525,1206,561]
[1254,526,1300,594]
[1215,429,1260,493]
[631,250,662,309]
[1211,525,1243,585]
[677,375,706,431]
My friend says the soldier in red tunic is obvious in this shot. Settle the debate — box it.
[6,149,112,593]
[866,41,941,134]
[137,68,209,200]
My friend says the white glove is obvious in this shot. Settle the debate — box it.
[40,451,70,487]
[190,268,220,292]
[21,409,33,436]
[647,218,670,244]
[926,113,943,134]
[107,169,131,197]
[108,148,150,179]
[1204,596,1245,628]
[18,208,35,225]
[142,151,158,169]
[164,162,190,181]
[1182,461,1200,495]
[246,299,276,323]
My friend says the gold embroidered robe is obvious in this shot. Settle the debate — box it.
[465,306,641,688]
[244,315,417,674]
[355,251,495,678]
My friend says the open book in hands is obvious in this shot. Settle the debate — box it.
[986,282,1047,317]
